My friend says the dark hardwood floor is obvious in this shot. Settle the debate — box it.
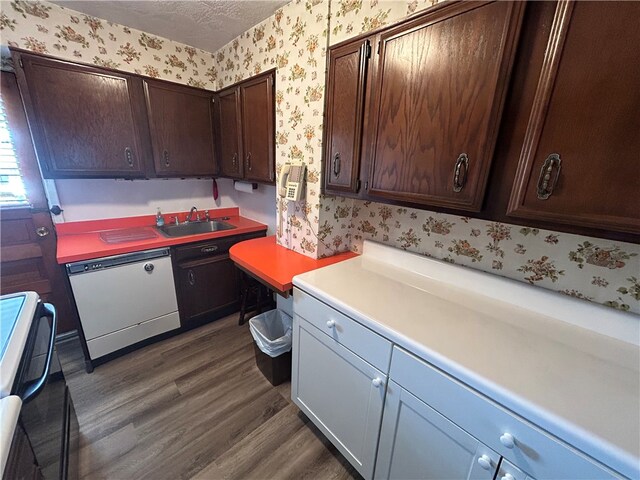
[58,314,361,480]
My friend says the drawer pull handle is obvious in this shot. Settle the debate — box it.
[201,246,218,254]
[500,432,515,449]
[326,320,336,329]
[372,377,383,388]
[477,455,492,470]
[536,153,561,200]
[501,474,515,480]
[452,153,469,192]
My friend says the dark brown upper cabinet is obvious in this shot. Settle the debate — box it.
[365,1,525,212]
[12,50,151,179]
[240,72,275,184]
[143,80,216,177]
[215,70,275,184]
[216,87,244,179]
[323,38,372,196]
[507,1,640,235]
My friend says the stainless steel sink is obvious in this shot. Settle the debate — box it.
[156,220,236,238]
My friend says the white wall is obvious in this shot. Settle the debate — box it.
[52,177,276,234]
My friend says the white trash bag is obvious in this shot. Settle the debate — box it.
[249,309,293,358]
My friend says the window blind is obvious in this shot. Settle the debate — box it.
[0,93,28,206]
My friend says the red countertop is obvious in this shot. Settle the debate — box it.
[56,207,267,264]
[229,236,358,294]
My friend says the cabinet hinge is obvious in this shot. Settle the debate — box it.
[377,41,381,55]
[364,43,371,59]
[356,179,361,192]
[18,58,23,68]
[365,181,369,190]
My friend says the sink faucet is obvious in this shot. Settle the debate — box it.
[186,206,199,223]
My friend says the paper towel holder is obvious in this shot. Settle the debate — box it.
[234,180,258,192]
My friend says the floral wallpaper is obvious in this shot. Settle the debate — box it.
[1,0,638,315]
[329,0,439,45]
[0,0,217,89]
[209,0,330,258]
[344,200,640,314]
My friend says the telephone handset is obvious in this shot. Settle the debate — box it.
[279,162,306,201]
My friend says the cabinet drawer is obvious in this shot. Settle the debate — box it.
[172,231,264,263]
[390,347,621,480]
[293,288,392,372]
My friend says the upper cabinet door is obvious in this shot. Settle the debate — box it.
[507,1,640,235]
[144,80,216,177]
[13,51,150,178]
[367,1,525,211]
[240,71,275,184]
[216,87,243,179]
[323,39,371,196]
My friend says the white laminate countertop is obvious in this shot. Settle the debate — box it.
[293,241,640,479]
[0,396,21,476]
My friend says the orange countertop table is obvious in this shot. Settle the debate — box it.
[229,236,358,296]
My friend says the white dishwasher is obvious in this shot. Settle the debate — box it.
[67,248,180,360]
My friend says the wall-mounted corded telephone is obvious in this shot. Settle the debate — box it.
[279,162,306,201]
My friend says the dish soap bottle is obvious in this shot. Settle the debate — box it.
[156,208,165,227]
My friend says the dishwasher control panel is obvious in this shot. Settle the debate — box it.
[66,248,170,275]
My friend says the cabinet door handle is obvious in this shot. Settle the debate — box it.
[477,455,492,471]
[326,319,336,329]
[144,263,154,273]
[35,226,50,237]
[372,377,383,388]
[201,246,218,254]
[125,147,134,167]
[188,269,195,286]
[333,152,341,177]
[247,152,252,171]
[163,149,170,167]
[499,432,515,449]
[536,153,562,200]
[452,153,469,192]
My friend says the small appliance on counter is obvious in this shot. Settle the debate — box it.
[0,292,79,479]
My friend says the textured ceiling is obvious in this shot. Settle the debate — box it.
[50,0,289,52]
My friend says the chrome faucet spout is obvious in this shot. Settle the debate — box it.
[186,206,199,223]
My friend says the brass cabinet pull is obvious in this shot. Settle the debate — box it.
[536,153,562,200]
[453,153,469,192]
[333,152,341,177]
[188,269,195,286]
[163,150,170,167]
[125,147,134,167]
[247,152,252,171]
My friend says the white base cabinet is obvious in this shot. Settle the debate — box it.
[375,380,500,480]
[291,287,625,480]
[292,315,387,479]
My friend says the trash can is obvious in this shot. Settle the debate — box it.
[248,309,293,386]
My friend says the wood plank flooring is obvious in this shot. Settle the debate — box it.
[58,314,361,480]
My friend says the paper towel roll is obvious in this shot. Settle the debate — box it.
[234,181,257,194]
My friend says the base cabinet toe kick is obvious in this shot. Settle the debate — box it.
[291,287,630,480]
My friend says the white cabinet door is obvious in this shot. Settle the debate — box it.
[375,381,501,480]
[292,315,386,479]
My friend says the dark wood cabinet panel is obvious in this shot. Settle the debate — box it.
[176,254,240,325]
[507,1,640,235]
[12,50,151,178]
[144,80,216,177]
[240,71,275,183]
[366,1,524,211]
[172,231,265,328]
[216,87,244,179]
[323,39,371,195]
